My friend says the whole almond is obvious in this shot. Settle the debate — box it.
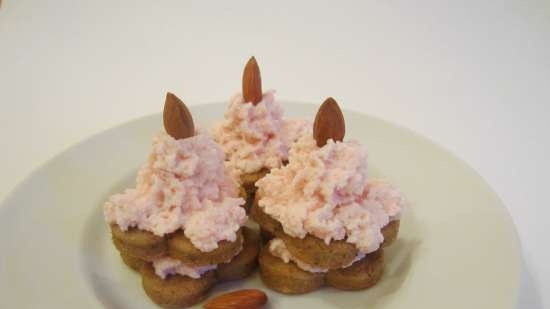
[204,289,267,309]
[163,92,195,140]
[242,56,263,105]
[313,97,345,147]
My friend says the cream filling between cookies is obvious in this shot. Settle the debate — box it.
[152,242,244,279]
[153,257,217,279]
[268,238,365,273]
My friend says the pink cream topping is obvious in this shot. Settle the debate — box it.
[213,91,310,178]
[153,239,242,280]
[257,135,407,254]
[153,257,216,279]
[104,132,247,252]
[366,179,406,221]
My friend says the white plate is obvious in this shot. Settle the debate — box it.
[0,102,519,309]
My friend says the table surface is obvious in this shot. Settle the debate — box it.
[1,0,549,308]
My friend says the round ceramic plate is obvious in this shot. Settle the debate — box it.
[0,103,519,309]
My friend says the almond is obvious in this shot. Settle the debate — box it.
[313,97,345,147]
[204,289,267,309]
[242,56,263,105]
[163,92,195,140]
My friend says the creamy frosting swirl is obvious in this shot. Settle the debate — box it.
[104,132,246,252]
[366,179,406,221]
[213,91,310,178]
[257,135,406,254]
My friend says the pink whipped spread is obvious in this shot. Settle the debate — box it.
[153,257,216,279]
[257,135,407,254]
[104,132,247,252]
[366,179,407,221]
[213,91,310,179]
[153,238,242,280]
[268,238,365,273]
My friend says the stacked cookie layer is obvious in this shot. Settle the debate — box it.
[111,225,260,307]
[252,196,399,294]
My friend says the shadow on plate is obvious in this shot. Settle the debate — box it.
[517,252,543,309]
[80,169,155,309]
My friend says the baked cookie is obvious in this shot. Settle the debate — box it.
[119,251,146,271]
[114,226,262,307]
[111,225,167,261]
[168,229,243,267]
[141,263,216,308]
[279,233,357,270]
[241,168,269,211]
[259,246,324,294]
[238,186,248,211]
[250,195,283,235]
[259,242,384,294]
[381,220,400,247]
[217,227,260,281]
[325,249,384,290]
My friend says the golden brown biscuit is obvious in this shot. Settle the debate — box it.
[119,251,146,271]
[112,238,160,262]
[216,227,260,282]
[259,247,324,294]
[259,244,384,294]
[111,224,166,248]
[280,234,357,270]
[250,196,283,235]
[141,263,216,308]
[325,249,384,290]
[381,220,400,247]
[238,186,249,211]
[241,168,270,211]
[239,184,255,214]
[111,225,167,261]
[241,168,269,194]
[167,229,243,267]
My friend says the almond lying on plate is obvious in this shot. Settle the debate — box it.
[203,289,268,309]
